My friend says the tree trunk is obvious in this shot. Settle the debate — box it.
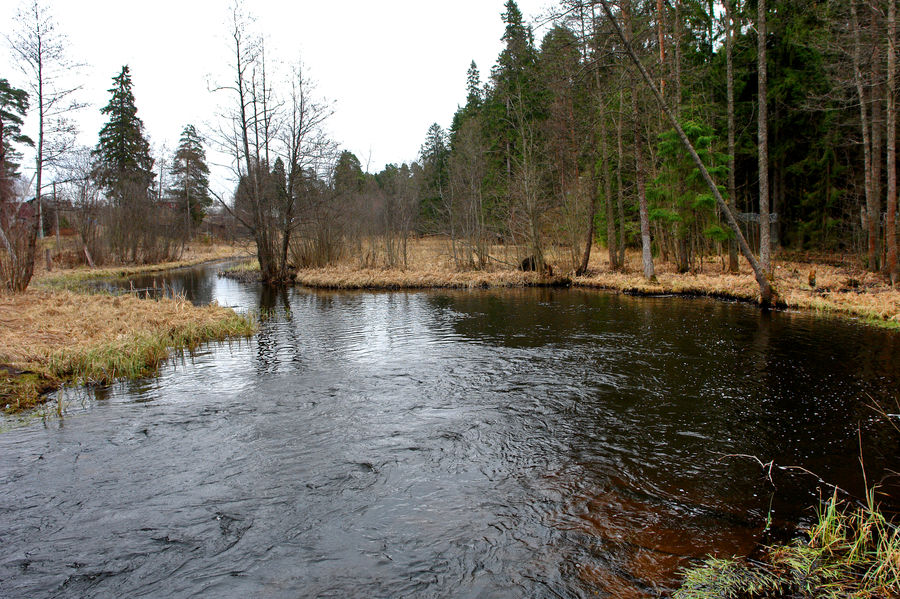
[758,0,771,275]
[579,2,610,275]
[616,91,627,269]
[673,0,682,106]
[601,105,617,272]
[624,1,655,280]
[725,0,740,272]
[598,0,774,304]
[633,91,655,280]
[873,7,886,269]
[888,0,899,284]
[657,0,666,98]
[852,1,878,271]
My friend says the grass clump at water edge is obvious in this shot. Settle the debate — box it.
[48,314,256,384]
[0,289,256,412]
[675,489,900,599]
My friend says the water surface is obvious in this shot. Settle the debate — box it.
[1,263,898,598]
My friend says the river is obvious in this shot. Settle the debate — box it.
[1,261,898,598]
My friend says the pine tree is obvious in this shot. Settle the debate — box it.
[92,66,154,206]
[0,79,33,206]
[167,124,211,232]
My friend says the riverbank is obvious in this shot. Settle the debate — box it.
[34,241,252,289]
[575,252,900,329]
[0,288,256,413]
[227,238,900,328]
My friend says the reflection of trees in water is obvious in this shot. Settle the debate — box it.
[428,288,900,513]
[258,285,290,314]
[255,285,306,375]
[100,265,219,306]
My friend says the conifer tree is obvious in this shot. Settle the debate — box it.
[92,66,154,207]
[167,124,211,232]
[0,78,35,291]
[0,79,32,205]
[466,61,482,109]
[419,123,449,228]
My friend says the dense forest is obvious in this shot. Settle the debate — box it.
[222,0,900,287]
[1,0,899,291]
[407,0,899,280]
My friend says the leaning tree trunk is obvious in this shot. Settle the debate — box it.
[598,0,774,305]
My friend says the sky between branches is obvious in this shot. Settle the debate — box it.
[2,0,551,198]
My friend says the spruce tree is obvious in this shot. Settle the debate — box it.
[92,65,154,206]
[167,124,211,231]
[0,79,33,206]
[419,123,449,229]
[465,61,482,109]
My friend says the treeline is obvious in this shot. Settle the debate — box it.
[3,0,900,292]
[0,2,214,292]
[275,0,900,286]
[404,0,900,282]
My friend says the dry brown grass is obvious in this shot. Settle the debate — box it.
[575,247,900,327]
[295,267,568,289]
[0,289,255,411]
[291,236,569,289]
[33,238,254,288]
[288,237,900,327]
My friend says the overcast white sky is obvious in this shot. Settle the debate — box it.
[3,0,553,197]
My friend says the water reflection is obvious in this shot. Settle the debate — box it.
[0,271,898,598]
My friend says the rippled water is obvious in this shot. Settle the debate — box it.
[1,263,899,598]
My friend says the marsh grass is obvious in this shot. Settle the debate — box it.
[35,241,252,289]
[220,259,262,283]
[0,289,256,412]
[675,490,900,598]
[249,236,900,326]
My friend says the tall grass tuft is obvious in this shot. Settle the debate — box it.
[675,490,900,598]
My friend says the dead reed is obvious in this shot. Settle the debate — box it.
[0,289,256,411]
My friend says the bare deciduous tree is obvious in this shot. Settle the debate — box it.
[214,2,334,284]
[7,0,82,259]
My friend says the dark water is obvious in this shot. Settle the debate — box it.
[2,263,899,598]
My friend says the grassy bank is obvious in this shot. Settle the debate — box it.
[575,258,900,329]
[293,266,571,289]
[675,491,900,598]
[0,289,256,412]
[35,241,252,289]
[229,237,900,327]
